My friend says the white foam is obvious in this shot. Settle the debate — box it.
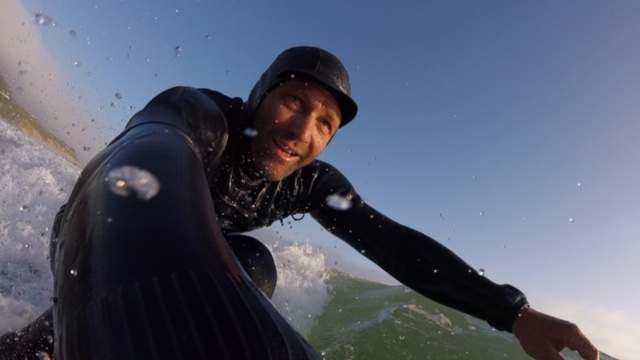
[0,120,80,332]
[268,241,333,335]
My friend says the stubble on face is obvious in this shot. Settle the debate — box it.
[250,79,341,181]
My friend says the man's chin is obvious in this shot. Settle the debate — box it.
[256,162,296,181]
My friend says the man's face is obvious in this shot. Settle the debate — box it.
[251,78,341,181]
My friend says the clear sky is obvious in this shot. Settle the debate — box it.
[3,0,640,358]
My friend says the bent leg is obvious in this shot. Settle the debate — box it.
[52,123,318,359]
[227,235,278,298]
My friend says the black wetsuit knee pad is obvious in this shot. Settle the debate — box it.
[226,235,277,298]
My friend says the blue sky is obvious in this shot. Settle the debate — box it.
[4,0,640,357]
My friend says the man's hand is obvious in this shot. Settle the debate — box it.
[512,307,599,360]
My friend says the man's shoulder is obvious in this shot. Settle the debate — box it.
[299,160,354,190]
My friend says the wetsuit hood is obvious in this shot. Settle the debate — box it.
[247,46,358,127]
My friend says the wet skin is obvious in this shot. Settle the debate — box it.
[251,79,342,181]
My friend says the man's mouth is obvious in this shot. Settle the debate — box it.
[273,140,299,158]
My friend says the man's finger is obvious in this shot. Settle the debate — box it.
[564,325,599,360]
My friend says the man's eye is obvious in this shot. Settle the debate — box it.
[320,119,334,133]
[286,94,302,104]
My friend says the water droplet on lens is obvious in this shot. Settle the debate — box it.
[34,13,53,25]
[70,269,78,276]
[73,61,81,67]
[68,29,77,37]
[325,194,352,210]
[115,92,123,99]
[569,217,575,223]
[478,268,485,276]
[106,165,161,200]
[174,45,182,58]
[243,128,258,137]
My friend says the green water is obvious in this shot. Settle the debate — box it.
[307,270,615,360]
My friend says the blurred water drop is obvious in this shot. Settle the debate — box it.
[205,34,211,40]
[569,217,575,223]
[243,128,258,137]
[115,92,123,99]
[19,205,29,212]
[478,268,485,276]
[479,211,484,216]
[325,194,352,210]
[70,269,78,276]
[73,61,81,67]
[34,13,53,25]
[174,46,182,58]
[68,29,77,37]
[106,165,161,200]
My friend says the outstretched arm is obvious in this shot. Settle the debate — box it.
[308,172,597,359]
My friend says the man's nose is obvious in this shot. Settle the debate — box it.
[288,115,313,142]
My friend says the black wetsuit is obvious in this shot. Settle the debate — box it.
[0,86,528,359]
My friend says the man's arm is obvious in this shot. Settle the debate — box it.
[312,197,528,331]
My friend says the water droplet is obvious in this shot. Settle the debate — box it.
[243,128,258,137]
[174,46,182,58]
[577,182,581,187]
[19,205,29,212]
[115,92,123,99]
[569,217,575,223]
[479,211,484,216]
[478,268,485,276]
[106,165,161,200]
[68,29,77,37]
[433,269,439,273]
[360,249,366,254]
[325,194,352,211]
[290,73,296,78]
[34,13,53,25]
[205,34,211,40]
[73,60,81,67]
[70,269,78,276]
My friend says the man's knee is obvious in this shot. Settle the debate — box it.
[226,235,277,298]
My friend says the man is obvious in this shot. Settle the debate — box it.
[1,46,598,359]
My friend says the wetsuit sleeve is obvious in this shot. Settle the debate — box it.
[308,164,528,332]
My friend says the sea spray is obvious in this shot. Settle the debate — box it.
[269,241,333,334]
[0,120,80,332]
